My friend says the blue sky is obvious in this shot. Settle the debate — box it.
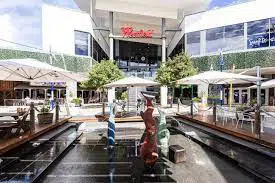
[0,0,249,51]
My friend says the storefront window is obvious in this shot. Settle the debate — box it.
[186,31,200,56]
[247,19,269,49]
[74,31,89,56]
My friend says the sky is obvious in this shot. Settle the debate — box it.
[0,0,249,51]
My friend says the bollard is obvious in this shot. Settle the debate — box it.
[30,102,35,133]
[191,100,194,118]
[177,98,180,113]
[213,102,217,125]
[255,106,261,138]
[102,102,106,115]
[55,100,59,123]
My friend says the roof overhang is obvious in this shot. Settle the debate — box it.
[75,0,211,19]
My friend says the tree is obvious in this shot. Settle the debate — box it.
[81,60,124,91]
[156,52,197,106]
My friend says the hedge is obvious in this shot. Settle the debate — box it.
[192,49,275,72]
[0,48,93,72]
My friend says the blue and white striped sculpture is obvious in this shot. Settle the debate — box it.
[108,102,117,147]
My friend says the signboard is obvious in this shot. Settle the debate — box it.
[121,26,154,38]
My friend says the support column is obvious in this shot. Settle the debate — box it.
[108,12,115,103]
[109,12,114,60]
[160,18,168,107]
[66,81,77,103]
[265,88,269,105]
[44,89,47,99]
[58,89,61,98]
[28,89,31,98]
[239,89,242,104]
[247,88,251,104]
[22,90,24,99]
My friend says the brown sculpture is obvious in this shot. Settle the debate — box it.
[140,91,158,167]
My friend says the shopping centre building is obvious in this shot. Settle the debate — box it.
[2,0,275,106]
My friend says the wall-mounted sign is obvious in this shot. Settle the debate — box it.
[121,26,154,38]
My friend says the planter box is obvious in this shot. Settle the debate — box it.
[37,113,53,124]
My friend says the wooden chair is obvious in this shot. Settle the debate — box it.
[0,109,30,139]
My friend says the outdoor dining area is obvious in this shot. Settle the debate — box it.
[176,68,275,148]
[0,58,74,154]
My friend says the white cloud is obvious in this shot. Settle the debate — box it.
[0,0,42,51]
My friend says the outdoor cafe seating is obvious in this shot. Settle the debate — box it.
[0,108,31,139]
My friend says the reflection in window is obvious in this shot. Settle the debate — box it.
[206,27,224,53]
[247,19,269,49]
[75,31,89,56]
[224,24,244,51]
[270,18,275,46]
[206,23,244,53]
[186,31,200,56]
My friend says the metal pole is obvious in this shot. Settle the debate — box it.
[55,100,59,123]
[219,50,224,106]
[30,102,35,133]
[255,66,261,138]
[127,87,130,112]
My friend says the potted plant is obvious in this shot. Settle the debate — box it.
[72,98,82,107]
[37,105,53,124]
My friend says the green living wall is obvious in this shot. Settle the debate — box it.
[191,49,275,72]
[0,48,94,72]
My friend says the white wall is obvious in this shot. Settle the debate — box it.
[168,0,275,55]
[42,4,109,56]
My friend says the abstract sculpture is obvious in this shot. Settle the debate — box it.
[140,91,158,167]
[108,102,117,147]
[157,108,170,156]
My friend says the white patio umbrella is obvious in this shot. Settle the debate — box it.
[105,76,159,88]
[176,71,262,85]
[249,79,275,89]
[0,58,77,82]
[104,76,159,111]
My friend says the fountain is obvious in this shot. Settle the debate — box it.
[140,91,159,167]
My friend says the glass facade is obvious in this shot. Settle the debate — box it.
[74,30,108,61]
[186,31,200,56]
[183,17,275,56]
[114,40,161,78]
[74,31,89,56]
[247,19,269,49]
[205,23,244,54]
[224,24,244,51]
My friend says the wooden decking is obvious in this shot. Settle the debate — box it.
[177,113,275,149]
[70,115,143,123]
[0,118,70,155]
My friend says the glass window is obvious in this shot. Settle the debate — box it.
[206,27,224,53]
[247,19,269,49]
[224,24,244,51]
[186,31,200,56]
[270,18,275,46]
[75,31,89,56]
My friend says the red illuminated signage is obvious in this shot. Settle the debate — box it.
[121,26,154,38]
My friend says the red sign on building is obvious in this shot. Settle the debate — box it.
[121,26,154,38]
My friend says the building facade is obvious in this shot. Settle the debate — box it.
[40,0,275,106]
